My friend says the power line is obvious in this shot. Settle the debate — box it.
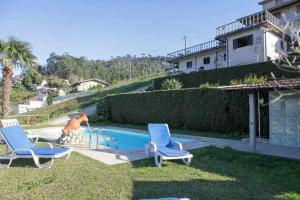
[146,37,183,55]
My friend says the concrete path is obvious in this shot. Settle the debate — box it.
[29,126,300,165]
[48,105,97,125]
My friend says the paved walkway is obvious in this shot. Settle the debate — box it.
[29,126,300,165]
[48,105,97,125]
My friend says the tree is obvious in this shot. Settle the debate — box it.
[0,37,36,117]
[22,67,43,89]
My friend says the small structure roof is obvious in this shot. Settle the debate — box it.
[73,78,110,86]
[218,79,300,91]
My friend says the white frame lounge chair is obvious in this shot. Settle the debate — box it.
[1,119,39,142]
[147,124,193,167]
[0,126,72,169]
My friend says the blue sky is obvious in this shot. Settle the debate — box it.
[0,0,260,64]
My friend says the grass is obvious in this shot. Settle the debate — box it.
[0,145,299,200]
[91,121,243,140]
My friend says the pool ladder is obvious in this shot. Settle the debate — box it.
[88,128,118,150]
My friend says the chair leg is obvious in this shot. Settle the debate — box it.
[183,157,192,166]
[65,153,71,160]
[154,154,162,167]
[33,156,54,169]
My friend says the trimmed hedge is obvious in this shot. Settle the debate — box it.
[107,89,249,134]
[154,62,300,89]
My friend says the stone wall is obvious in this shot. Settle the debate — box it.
[269,91,300,147]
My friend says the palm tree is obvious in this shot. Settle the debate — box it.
[0,37,36,117]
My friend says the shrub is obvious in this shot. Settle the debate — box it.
[161,79,183,90]
[199,82,219,88]
[243,74,267,84]
[154,62,300,89]
[96,96,111,120]
[107,89,249,134]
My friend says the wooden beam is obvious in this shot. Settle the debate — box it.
[249,93,256,152]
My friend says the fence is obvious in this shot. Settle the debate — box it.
[6,114,50,126]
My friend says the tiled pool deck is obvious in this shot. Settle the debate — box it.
[29,126,300,165]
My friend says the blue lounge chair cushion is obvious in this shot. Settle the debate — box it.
[1,126,33,150]
[148,124,172,147]
[158,147,190,157]
[16,147,70,156]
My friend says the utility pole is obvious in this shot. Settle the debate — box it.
[129,61,132,80]
[183,36,187,52]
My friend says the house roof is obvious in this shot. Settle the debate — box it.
[218,78,300,91]
[259,0,300,12]
[73,78,110,86]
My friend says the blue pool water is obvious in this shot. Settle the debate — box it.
[81,128,192,151]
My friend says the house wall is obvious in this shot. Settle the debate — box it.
[77,81,104,92]
[272,2,300,21]
[269,91,300,147]
[266,31,286,60]
[178,48,227,73]
[227,28,266,67]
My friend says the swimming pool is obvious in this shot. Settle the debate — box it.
[81,128,192,151]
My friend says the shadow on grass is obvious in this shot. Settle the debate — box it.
[131,146,300,200]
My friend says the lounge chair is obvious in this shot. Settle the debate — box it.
[146,124,193,167]
[0,126,72,169]
[1,119,39,142]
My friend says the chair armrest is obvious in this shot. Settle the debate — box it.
[172,141,183,150]
[34,142,53,148]
[149,141,158,152]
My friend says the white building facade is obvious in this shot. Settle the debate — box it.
[167,0,300,74]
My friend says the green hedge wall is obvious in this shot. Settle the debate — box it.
[154,62,300,89]
[108,89,249,134]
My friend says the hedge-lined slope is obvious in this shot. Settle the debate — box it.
[108,89,249,134]
[154,62,300,89]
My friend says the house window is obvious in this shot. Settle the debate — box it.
[280,41,285,51]
[186,61,193,69]
[273,12,281,19]
[203,57,210,64]
[275,0,284,6]
[297,5,300,13]
[233,35,253,49]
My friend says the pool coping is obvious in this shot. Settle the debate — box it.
[29,126,208,165]
[85,125,200,153]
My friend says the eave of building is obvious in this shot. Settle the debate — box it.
[259,0,273,5]
[215,21,283,42]
[167,45,226,64]
[265,0,300,12]
[218,78,300,92]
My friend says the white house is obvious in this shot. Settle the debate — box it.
[73,78,110,92]
[15,95,47,114]
[167,0,300,73]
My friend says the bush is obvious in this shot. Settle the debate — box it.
[230,74,267,85]
[154,62,300,89]
[199,82,220,88]
[96,96,111,120]
[161,78,183,90]
[107,89,249,134]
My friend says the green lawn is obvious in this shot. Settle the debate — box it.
[0,145,299,200]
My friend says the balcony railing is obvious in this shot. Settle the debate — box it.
[216,11,283,38]
[167,40,225,61]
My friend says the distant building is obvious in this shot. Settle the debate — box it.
[12,75,23,85]
[73,78,110,92]
[58,89,66,96]
[167,0,300,73]
[14,95,47,114]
